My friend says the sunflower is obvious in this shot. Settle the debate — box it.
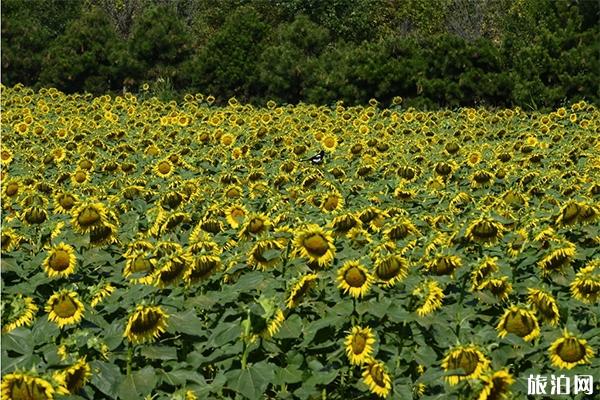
[527,288,560,326]
[320,191,344,213]
[337,261,374,299]
[71,201,109,234]
[570,259,600,304]
[253,309,286,340]
[470,256,498,289]
[537,241,576,276]
[1,148,13,165]
[476,276,512,301]
[321,135,338,152]
[496,305,540,342]
[362,359,392,398]
[465,217,504,244]
[384,216,419,241]
[247,238,283,270]
[154,159,174,178]
[220,133,236,147]
[124,305,169,344]
[238,213,271,239]
[294,224,336,267]
[54,358,91,394]
[477,369,514,400]
[286,273,318,309]
[442,344,490,385]
[426,254,462,276]
[345,326,376,365]
[90,283,116,307]
[53,192,78,214]
[373,254,409,287]
[123,250,157,285]
[330,213,362,236]
[45,290,85,328]
[548,330,594,369]
[412,280,445,316]
[155,253,191,288]
[224,204,247,228]
[2,294,38,332]
[71,169,89,186]
[505,229,527,258]
[466,151,482,167]
[185,255,221,284]
[42,243,77,278]
[1,372,59,400]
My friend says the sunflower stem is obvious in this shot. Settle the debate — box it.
[126,344,133,376]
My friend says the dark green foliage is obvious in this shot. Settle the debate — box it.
[1,0,82,87]
[129,5,192,83]
[38,7,126,94]
[1,0,598,109]
[256,15,330,103]
[183,6,268,101]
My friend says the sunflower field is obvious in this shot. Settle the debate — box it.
[1,84,599,400]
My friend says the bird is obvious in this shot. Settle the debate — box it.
[303,150,325,165]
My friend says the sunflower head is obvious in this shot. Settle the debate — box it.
[527,288,560,326]
[466,217,504,244]
[478,369,514,400]
[374,254,409,287]
[2,294,38,333]
[496,305,540,342]
[124,305,169,344]
[362,359,392,398]
[549,330,594,369]
[345,326,376,366]
[286,273,318,309]
[45,290,85,328]
[442,344,490,385]
[43,243,77,278]
[54,358,91,394]
[337,261,374,299]
[570,259,600,304]
[294,225,336,267]
[1,372,58,400]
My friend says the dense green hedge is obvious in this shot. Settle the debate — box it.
[2,0,598,109]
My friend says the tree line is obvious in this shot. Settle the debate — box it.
[2,0,598,109]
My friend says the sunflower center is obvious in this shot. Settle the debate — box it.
[351,333,367,354]
[303,234,329,256]
[345,267,367,287]
[74,171,87,183]
[77,208,101,227]
[6,183,19,196]
[377,257,402,280]
[49,250,71,271]
[449,351,478,375]
[369,364,387,387]
[1,151,10,160]
[132,256,153,273]
[130,311,161,334]
[157,161,171,174]
[59,194,76,210]
[190,258,218,281]
[248,218,264,234]
[557,338,585,362]
[505,310,534,337]
[562,203,580,223]
[53,296,78,318]
[472,221,498,238]
[433,257,458,275]
[322,196,339,211]
[231,208,245,218]
[65,367,87,392]
[226,188,240,198]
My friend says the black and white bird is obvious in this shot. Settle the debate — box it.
[303,150,325,165]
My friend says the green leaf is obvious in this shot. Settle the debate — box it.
[2,328,34,355]
[141,345,177,360]
[168,309,205,336]
[226,362,274,400]
[274,365,304,384]
[117,366,157,400]
[90,360,122,398]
